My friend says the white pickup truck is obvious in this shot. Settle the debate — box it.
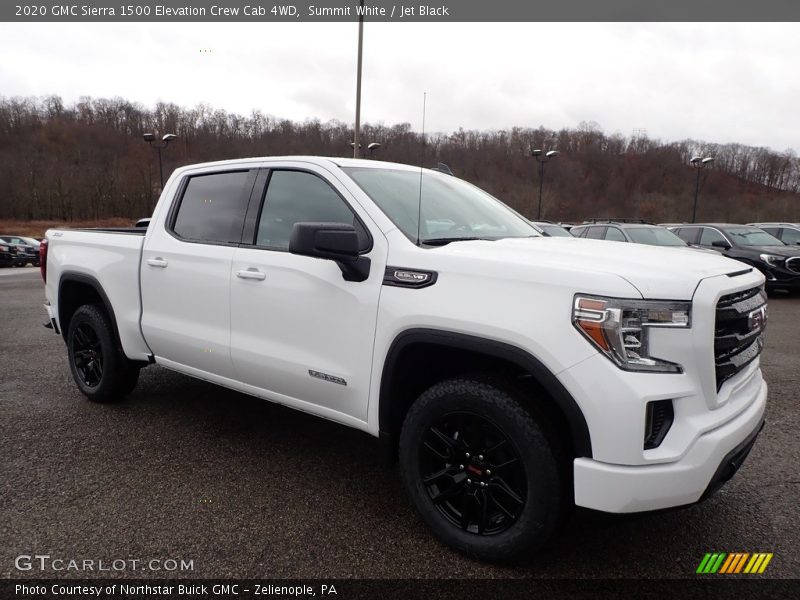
[41,156,767,561]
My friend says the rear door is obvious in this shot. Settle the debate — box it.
[229,163,386,423]
[141,168,257,379]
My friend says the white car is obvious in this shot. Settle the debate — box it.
[40,157,767,561]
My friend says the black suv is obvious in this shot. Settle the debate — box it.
[0,235,39,267]
[669,223,800,292]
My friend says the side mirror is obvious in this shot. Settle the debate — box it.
[289,222,370,282]
[711,240,731,250]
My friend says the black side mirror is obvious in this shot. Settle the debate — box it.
[711,240,731,250]
[289,222,370,282]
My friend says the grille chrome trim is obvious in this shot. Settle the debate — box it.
[786,256,800,274]
[714,287,767,391]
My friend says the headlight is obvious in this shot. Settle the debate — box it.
[759,254,783,266]
[572,295,690,373]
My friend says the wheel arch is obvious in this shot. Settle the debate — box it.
[378,328,593,460]
[58,272,123,352]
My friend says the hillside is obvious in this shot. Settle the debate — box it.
[0,96,798,224]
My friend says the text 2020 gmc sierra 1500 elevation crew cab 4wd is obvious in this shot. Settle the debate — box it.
[41,157,768,562]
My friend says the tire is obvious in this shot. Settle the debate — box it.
[66,304,139,403]
[399,377,562,563]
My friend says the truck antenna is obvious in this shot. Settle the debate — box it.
[415,92,427,246]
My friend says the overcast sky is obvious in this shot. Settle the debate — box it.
[1,22,798,152]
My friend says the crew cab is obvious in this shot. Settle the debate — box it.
[41,157,768,562]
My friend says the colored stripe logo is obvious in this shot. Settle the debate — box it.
[696,552,773,574]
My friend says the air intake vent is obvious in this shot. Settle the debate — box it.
[644,400,674,450]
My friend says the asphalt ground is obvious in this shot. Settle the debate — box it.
[1,268,798,580]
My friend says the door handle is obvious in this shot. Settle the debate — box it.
[146,257,168,268]
[236,268,266,281]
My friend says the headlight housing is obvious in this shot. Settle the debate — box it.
[759,253,783,267]
[572,295,691,373]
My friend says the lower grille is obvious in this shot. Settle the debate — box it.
[787,257,800,274]
[714,287,767,390]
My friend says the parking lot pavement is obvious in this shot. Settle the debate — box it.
[1,274,798,580]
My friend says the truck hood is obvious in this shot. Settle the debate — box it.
[435,237,752,299]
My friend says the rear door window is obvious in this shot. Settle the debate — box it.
[699,227,728,247]
[584,226,606,240]
[674,227,699,244]
[604,227,626,242]
[172,171,253,244]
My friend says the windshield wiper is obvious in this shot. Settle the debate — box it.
[420,236,493,246]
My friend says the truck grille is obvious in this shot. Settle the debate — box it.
[714,287,767,390]
[787,257,800,274]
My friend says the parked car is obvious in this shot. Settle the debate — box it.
[749,222,800,247]
[0,235,39,267]
[530,220,573,237]
[570,221,717,253]
[0,241,17,267]
[41,157,767,562]
[134,218,151,228]
[669,223,800,292]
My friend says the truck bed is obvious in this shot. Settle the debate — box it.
[45,227,151,361]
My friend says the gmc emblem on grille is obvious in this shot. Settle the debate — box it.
[748,305,768,333]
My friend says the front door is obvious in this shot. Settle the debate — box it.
[229,164,385,423]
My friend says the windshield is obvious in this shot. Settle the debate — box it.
[727,227,785,247]
[343,167,538,244]
[626,227,687,247]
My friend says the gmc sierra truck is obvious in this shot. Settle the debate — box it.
[41,157,768,562]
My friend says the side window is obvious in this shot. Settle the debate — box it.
[256,170,365,251]
[780,228,800,245]
[585,226,606,240]
[604,227,626,242]
[760,227,779,237]
[699,228,727,247]
[172,171,252,244]
[674,227,698,244]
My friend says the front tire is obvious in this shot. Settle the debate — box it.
[67,304,139,403]
[399,377,563,563]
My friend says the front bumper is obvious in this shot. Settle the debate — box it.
[572,378,766,513]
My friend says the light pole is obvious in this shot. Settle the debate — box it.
[353,0,365,158]
[690,156,714,223]
[143,133,177,189]
[532,148,559,220]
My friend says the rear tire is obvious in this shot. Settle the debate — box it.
[399,377,563,563]
[67,304,139,403]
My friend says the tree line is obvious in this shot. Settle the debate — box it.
[0,95,798,224]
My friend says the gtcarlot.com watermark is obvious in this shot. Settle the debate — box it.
[14,554,194,573]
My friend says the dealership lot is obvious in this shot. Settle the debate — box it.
[1,269,798,579]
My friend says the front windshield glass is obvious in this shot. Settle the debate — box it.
[626,227,687,247]
[343,167,538,243]
[727,227,785,247]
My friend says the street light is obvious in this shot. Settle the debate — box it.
[350,141,381,158]
[690,156,714,223]
[143,132,177,189]
[532,148,559,220]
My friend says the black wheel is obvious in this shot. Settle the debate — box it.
[399,377,563,563]
[67,304,139,403]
